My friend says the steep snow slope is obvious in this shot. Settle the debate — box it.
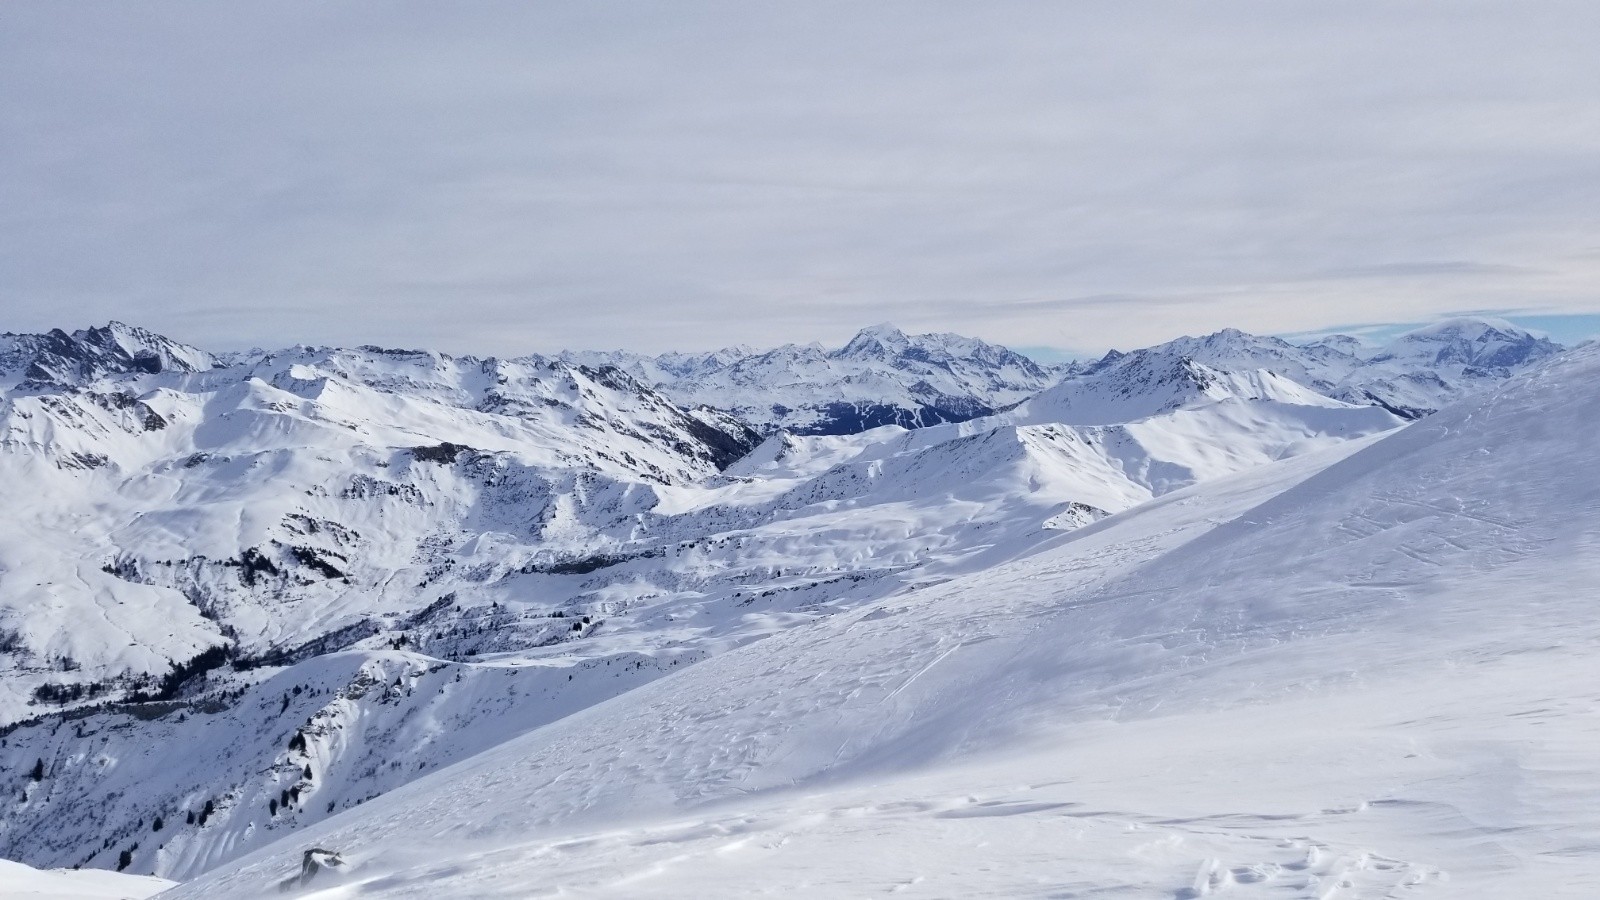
[0,403,1397,882]
[169,344,1600,898]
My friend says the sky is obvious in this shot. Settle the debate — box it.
[4,2,1600,357]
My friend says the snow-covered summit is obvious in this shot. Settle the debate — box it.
[1369,316,1559,371]
[0,321,217,388]
[836,322,915,357]
[1141,327,1365,389]
[1020,347,1347,426]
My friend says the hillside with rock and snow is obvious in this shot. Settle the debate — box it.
[0,324,762,714]
[160,340,1600,899]
[0,317,1579,895]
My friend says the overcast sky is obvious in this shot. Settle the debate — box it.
[4,2,1600,355]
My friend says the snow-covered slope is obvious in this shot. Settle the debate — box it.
[1115,326,1367,392]
[165,343,1600,898]
[0,859,171,899]
[0,318,1573,894]
[1009,347,1351,426]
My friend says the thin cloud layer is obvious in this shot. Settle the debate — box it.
[3,1,1600,354]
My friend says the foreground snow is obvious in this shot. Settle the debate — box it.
[0,859,171,899]
[165,345,1600,897]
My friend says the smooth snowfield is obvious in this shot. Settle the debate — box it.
[166,346,1600,898]
[0,859,171,899]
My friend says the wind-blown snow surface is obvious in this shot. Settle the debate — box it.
[0,859,170,899]
[165,345,1600,897]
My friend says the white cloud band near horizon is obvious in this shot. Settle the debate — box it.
[4,1,1600,356]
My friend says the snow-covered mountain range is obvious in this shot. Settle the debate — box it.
[170,338,1600,900]
[562,324,1065,434]
[1076,317,1562,418]
[562,317,1559,434]
[0,315,1579,897]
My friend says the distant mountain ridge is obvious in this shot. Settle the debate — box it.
[1109,317,1562,417]
[563,316,1561,433]
[562,324,1066,434]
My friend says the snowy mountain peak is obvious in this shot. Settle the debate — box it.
[1379,316,1559,370]
[1184,326,1281,350]
[1316,316,1565,414]
[1401,315,1523,339]
[1071,318,1564,418]
[837,323,912,357]
[606,316,1566,436]
[1011,348,1340,427]
[0,322,218,388]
